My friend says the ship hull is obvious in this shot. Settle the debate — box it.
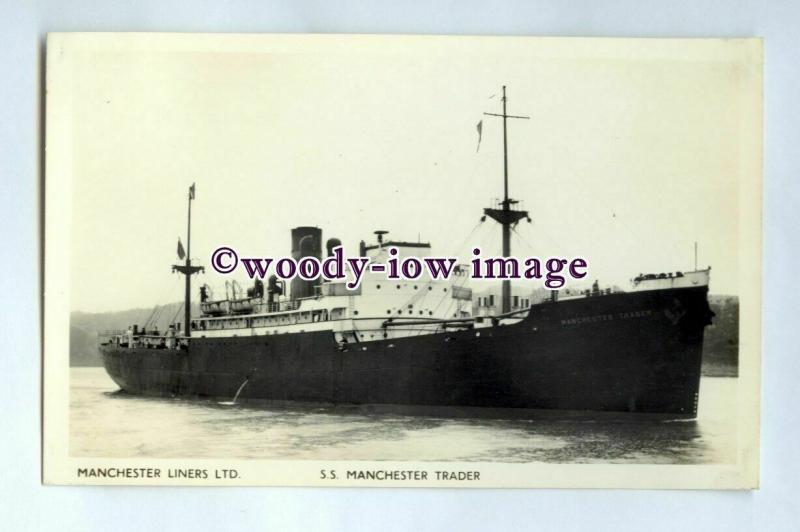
[101,285,713,417]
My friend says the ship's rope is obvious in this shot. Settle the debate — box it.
[510,225,536,255]
[143,305,161,330]
[396,220,484,314]
[511,219,566,256]
[168,301,184,328]
[445,219,484,258]
[149,305,170,330]
[143,275,183,330]
[413,261,471,336]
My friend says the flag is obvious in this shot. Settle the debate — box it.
[476,120,483,152]
[177,238,186,260]
[189,183,195,200]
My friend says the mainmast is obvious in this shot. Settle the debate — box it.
[172,183,204,337]
[482,86,530,314]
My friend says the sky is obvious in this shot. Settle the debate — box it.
[65,36,761,312]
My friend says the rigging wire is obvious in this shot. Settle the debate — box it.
[144,275,183,330]
[168,301,184,328]
[143,305,161,330]
[510,225,536,254]
[394,219,485,314]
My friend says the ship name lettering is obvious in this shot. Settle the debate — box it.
[345,469,429,481]
[618,310,652,319]
[560,314,614,326]
[435,471,481,481]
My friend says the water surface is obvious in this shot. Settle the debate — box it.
[70,367,737,463]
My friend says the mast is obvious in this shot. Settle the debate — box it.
[483,86,530,313]
[172,183,204,337]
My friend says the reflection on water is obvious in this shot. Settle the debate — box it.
[70,368,736,464]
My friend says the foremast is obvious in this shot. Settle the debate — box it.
[482,86,531,313]
[172,183,204,337]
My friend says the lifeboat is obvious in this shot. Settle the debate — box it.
[200,299,230,316]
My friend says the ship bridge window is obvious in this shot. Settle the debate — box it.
[330,307,346,320]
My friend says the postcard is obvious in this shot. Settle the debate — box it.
[43,33,762,488]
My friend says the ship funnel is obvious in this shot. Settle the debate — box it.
[290,226,322,300]
[326,238,342,256]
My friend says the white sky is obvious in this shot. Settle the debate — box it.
[66,36,760,312]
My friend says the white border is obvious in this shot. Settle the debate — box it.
[1,1,796,530]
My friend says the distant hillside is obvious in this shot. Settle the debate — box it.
[702,295,739,377]
[69,326,101,366]
[70,302,198,367]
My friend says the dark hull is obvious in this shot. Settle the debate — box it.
[101,286,713,417]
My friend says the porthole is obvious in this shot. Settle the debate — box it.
[386,310,391,314]
[396,285,401,289]
[414,285,418,290]
[428,286,432,291]
[354,310,359,315]
[376,284,381,289]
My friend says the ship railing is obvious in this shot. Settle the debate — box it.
[199,297,302,317]
[264,300,302,313]
[98,329,126,337]
[476,307,532,325]
[382,316,475,329]
[111,333,186,350]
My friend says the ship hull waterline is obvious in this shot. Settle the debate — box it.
[100,285,713,418]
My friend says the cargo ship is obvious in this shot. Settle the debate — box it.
[100,87,714,417]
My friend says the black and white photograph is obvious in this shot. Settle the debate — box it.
[43,33,761,488]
